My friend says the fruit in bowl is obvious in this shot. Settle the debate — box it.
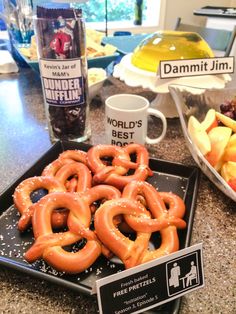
[187,106,236,191]
[219,96,236,120]
[169,84,236,202]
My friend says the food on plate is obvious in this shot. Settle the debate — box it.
[19,35,38,60]
[86,29,117,57]
[187,116,211,155]
[221,161,236,191]
[200,108,218,132]
[19,29,117,61]
[219,97,236,120]
[223,133,236,162]
[12,144,187,273]
[216,111,236,133]
[221,161,236,181]
[228,177,236,191]
[87,143,153,189]
[24,192,102,274]
[88,68,107,86]
[54,162,92,192]
[188,108,236,191]
[13,176,66,232]
[86,28,104,44]
[42,149,88,177]
[131,31,214,72]
[205,127,232,171]
[95,181,186,269]
[25,184,122,273]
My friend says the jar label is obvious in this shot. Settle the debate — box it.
[39,58,85,106]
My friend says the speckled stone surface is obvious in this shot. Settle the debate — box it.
[0,68,235,314]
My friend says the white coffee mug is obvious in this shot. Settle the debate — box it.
[105,94,167,146]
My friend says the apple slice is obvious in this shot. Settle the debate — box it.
[223,133,236,162]
[221,161,236,191]
[201,109,218,132]
[215,111,236,132]
[205,126,232,171]
[221,161,236,181]
[188,116,211,155]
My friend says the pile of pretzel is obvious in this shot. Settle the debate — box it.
[13,143,186,274]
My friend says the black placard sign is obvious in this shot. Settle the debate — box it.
[96,243,204,314]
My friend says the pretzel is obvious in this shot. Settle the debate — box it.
[13,144,188,274]
[79,184,121,213]
[55,162,92,192]
[42,162,92,223]
[94,198,151,268]
[41,158,73,177]
[13,176,66,232]
[122,181,186,232]
[58,149,88,164]
[42,149,88,191]
[94,181,186,268]
[67,184,122,259]
[42,159,80,192]
[119,143,153,183]
[42,150,88,191]
[65,176,78,193]
[25,192,101,274]
[123,181,186,264]
[87,144,131,172]
[87,144,152,189]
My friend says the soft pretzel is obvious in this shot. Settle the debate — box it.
[94,181,186,268]
[122,181,186,232]
[25,192,101,274]
[94,198,151,268]
[42,150,89,192]
[122,143,153,175]
[123,181,186,264]
[58,149,88,165]
[55,162,92,192]
[65,176,78,193]
[13,144,188,274]
[42,150,88,191]
[67,184,122,259]
[88,144,152,189]
[79,184,121,213]
[41,158,73,177]
[87,144,132,173]
[48,162,93,223]
[13,176,66,232]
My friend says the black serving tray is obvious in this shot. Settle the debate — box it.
[0,141,200,314]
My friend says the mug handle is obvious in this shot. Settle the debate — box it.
[146,108,167,144]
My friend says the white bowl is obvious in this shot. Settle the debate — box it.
[169,83,236,202]
[88,68,107,100]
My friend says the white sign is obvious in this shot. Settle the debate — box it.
[39,58,82,78]
[39,58,85,106]
[96,243,204,314]
[159,57,234,78]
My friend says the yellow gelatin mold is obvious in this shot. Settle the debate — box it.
[131,31,214,73]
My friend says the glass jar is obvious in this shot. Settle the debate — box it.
[34,10,91,143]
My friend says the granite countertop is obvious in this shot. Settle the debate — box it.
[0,68,235,314]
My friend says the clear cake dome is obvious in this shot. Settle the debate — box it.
[131,31,214,73]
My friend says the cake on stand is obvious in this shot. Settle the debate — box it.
[113,53,231,118]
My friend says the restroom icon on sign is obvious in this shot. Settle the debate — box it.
[166,251,200,297]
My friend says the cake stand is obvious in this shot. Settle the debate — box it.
[113,54,232,118]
